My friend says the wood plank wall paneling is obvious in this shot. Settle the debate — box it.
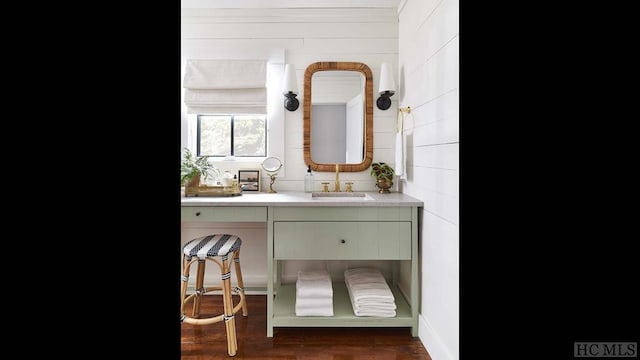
[182,6,399,189]
[182,22,397,39]
[181,7,398,22]
[398,0,458,359]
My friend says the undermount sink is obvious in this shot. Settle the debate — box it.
[311,192,374,200]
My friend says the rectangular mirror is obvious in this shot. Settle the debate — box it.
[303,62,373,172]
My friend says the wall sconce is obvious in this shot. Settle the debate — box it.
[377,62,396,110]
[283,64,299,111]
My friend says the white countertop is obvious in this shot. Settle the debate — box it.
[181,191,423,207]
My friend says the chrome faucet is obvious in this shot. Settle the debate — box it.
[334,164,341,192]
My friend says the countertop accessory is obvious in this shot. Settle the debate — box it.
[370,162,395,193]
[261,157,283,193]
[184,184,242,197]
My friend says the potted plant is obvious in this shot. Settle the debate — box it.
[181,148,218,188]
[370,162,395,193]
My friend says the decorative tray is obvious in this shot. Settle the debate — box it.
[184,185,242,197]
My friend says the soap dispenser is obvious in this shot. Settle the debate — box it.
[233,174,239,192]
[304,165,314,192]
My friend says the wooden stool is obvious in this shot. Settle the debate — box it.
[180,234,248,357]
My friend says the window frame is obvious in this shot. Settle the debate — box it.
[196,113,267,158]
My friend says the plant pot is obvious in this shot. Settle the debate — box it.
[375,179,393,193]
[185,173,201,189]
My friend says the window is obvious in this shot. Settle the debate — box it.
[197,114,266,157]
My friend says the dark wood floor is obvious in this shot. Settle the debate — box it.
[182,295,431,359]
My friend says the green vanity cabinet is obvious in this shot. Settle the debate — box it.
[267,206,419,337]
[180,193,422,338]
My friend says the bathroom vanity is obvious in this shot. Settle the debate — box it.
[181,191,422,337]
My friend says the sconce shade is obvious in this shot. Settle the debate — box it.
[378,62,396,95]
[283,64,299,95]
[377,62,395,110]
[283,63,299,111]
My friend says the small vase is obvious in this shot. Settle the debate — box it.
[375,179,393,193]
[185,173,201,189]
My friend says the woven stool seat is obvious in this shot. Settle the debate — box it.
[183,234,242,258]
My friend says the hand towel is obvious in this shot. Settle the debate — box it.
[295,302,334,316]
[295,304,334,317]
[347,284,395,304]
[394,132,405,179]
[394,111,406,180]
[296,278,333,298]
[354,304,397,311]
[344,268,397,317]
[352,308,396,317]
[345,274,390,286]
[345,281,396,317]
[295,297,334,308]
[344,267,386,277]
[295,297,334,316]
[297,270,331,281]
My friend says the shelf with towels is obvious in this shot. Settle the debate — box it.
[273,283,412,326]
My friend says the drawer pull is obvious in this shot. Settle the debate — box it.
[195,212,201,216]
[340,239,346,244]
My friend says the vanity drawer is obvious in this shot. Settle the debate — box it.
[181,206,267,222]
[274,221,411,260]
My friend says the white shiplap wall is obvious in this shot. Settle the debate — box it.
[398,0,459,359]
[180,7,399,290]
[181,7,399,192]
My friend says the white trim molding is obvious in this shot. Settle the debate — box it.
[419,313,456,360]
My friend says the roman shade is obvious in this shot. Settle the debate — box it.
[183,59,267,114]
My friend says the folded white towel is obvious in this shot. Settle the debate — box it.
[344,267,377,275]
[345,282,396,317]
[346,285,396,317]
[344,268,396,317]
[297,270,331,281]
[296,278,333,298]
[295,302,333,314]
[353,308,396,317]
[354,303,397,311]
[295,297,333,308]
[346,274,385,280]
[295,304,334,317]
[345,277,390,289]
[353,299,396,307]
[347,285,395,304]
[295,270,334,316]
[344,267,386,278]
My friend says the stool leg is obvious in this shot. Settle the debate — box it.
[192,259,206,317]
[222,258,238,356]
[233,250,248,316]
[180,256,191,316]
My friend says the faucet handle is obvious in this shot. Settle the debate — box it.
[321,182,330,192]
[345,182,354,192]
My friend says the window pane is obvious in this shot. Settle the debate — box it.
[234,115,266,157]
[199,115,231,156]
